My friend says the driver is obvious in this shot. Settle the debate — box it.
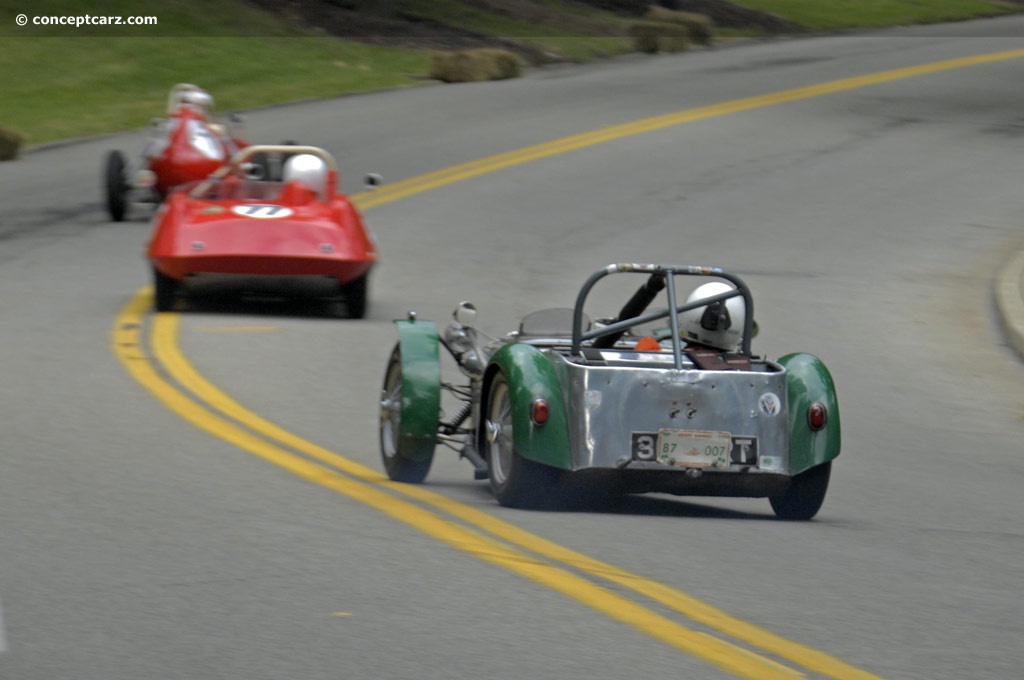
[282,153,329,200]
[173,86,238,142]
[680,281,745,352]
[174,86,215,119]
[144,84,243,164]
[679,282,751,370]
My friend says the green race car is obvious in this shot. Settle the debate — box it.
[379,263,840,519]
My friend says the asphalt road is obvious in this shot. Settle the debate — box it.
[3,18,1024,680]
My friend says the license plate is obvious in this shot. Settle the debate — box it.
[656,429,731,468]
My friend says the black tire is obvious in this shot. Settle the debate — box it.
[482,371,559,508]
[770,462,831,520]
[153,266,180,312]
[105,150,129,222]
[380,345,433,483]
[341,274,369,319]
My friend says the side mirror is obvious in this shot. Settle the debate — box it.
[364,172,383,191]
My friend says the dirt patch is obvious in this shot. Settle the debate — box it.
[243,0,805,64]
[243,0,565,63]
[659,1,802,33]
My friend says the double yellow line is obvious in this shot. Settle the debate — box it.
[113,296,882,680]
[110,49,1024,678]
[354,49,1024,210]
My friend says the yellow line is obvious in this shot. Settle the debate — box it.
[350,49,1024,210]
[148,309,880,680]
[113,51,1024,678]
[112,294,800,680]
[194,326,283,332]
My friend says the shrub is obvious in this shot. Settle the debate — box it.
[429,49,523,83]
[0,125,25,161]
[628,21,691,54]
[645,6,714,46]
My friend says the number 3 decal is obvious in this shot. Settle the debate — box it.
[632,434,656,461]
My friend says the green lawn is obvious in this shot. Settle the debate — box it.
[0,0,434,144]
[1,0,1021,146]
[733,0,1021,31]
[0,37,430,143]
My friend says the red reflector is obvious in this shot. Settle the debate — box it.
[531,398,549,426]
[807,403,827,430]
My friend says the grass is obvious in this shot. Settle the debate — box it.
[731,0,1022,31]
[0,37,429,143]
[0,0,433,144]
[1,0,1022,146]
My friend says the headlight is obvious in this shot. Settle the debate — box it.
[460,350,484,376]
[444,322,485,376]
[444,323,474,354]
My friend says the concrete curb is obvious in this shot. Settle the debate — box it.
[995,248,1024,360]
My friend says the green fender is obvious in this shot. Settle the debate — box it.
[393,319,441,462]
[779,353,841,475]
[485,343,572,470]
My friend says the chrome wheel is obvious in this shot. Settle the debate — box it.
[483,371,557,508]
[486,378,514,487]
[380,353,402,463]
[379,345,432,483]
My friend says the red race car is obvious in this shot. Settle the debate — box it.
[104,83,248,221]
[146,145,378,318]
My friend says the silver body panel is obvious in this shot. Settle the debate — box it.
[548,350,791,476]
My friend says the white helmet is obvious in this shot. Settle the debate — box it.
[282,154,328,199]
[680,282,745,351]
[175,87,214,117]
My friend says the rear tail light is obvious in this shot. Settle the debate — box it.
[807,402,828,431]
[531,398,549,426]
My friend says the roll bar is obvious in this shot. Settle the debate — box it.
[189,145,339,199]
[571,263,755,369]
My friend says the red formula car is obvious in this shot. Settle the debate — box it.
[105,83,248,221]
[146,145,378,318]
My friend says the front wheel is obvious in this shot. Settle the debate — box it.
[341,274,368,319]
[153,266,180,312]
[105,150,129,222]
[770,462,831,520]
[380,345,433,483]
[483,371,558,508]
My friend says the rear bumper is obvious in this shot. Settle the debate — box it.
[153,254,372,284]
[571,467,792,498]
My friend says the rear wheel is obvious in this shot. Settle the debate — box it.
[483,371,558,508]
[380,345,433,483]
[770,462,831,520]
[105,150,129,222]
[342,274,368,319]
[153,266,180,312]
